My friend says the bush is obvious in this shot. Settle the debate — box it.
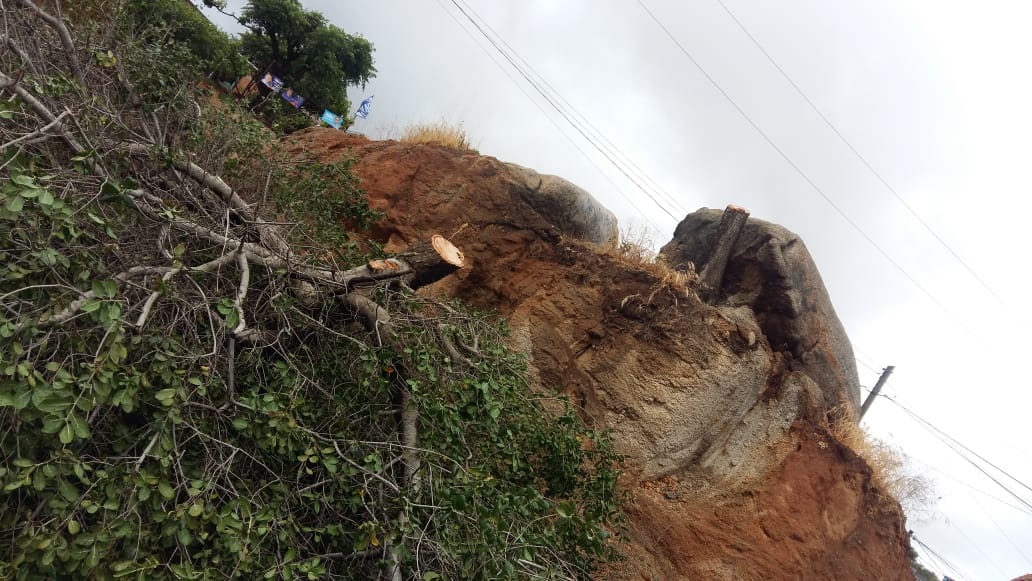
[0,2,622,579]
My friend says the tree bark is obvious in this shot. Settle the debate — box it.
[698,205,750,303]
[392,234,465,290]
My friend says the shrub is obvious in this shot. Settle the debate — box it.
[0,2,622,579]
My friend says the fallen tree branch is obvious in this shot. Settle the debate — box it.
[0,109,70,150]
[16,0,82,79]
[232,247,250,336]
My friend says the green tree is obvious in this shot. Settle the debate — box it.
[126,0,248,81]
[233,0,375,113]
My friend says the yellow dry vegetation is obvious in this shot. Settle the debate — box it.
[400,121,477,152]
[609,223,698,298]
[826,407,936,516]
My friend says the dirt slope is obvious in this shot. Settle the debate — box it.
[284,128,915,580]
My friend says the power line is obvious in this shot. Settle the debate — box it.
[912,534,973,581]
[879,393,1032,513]
[430,0,661,228]
[634,0,988,345]
[905,454,1032,517]
[459,8,690,218]
[948,521,1008,579]
[447,0,684,221]
[969,492,1032,568]
[712,0,1012,311]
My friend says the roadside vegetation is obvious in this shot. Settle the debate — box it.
[0,1,621,579]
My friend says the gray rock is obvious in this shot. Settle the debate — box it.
[661,208,861,412]
[505,163,619,247]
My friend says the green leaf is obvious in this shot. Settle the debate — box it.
[70,414,91,439]
[12,390,30,410]
[5,195,24,212]
[224,308,239,330]
[187,502,204,517]
[68,520,81,534]
[11,174,34,187]
[158,481,175,499]
[59,422,74,444]
[155,389,176,405]
[80,298,102,313]
[58,478,79,503]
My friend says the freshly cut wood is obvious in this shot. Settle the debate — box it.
[367,258,402,273]
[393,234,465,290]
[698,205,750,302]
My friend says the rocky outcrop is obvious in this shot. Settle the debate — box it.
[661,207,862,412]
[281,128,618,250]
[282,128,914,580]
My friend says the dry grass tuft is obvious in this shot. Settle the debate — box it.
[587,223,699,301]
[400,121,477,152]
[617,221,661,266]
[825,407,936,517]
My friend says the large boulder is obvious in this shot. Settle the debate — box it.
[660,208,861,412]
[503,163,619,246]
[280,128,618,249]
[279,132,913,580]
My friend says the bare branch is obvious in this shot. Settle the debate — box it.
[232,248,249,336]
[15,0,82,78]
[0,109,70,149]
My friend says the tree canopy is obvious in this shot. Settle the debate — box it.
[230,0,376,114]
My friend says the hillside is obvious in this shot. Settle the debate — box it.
[285,128,916,579]
[0,1,915,577]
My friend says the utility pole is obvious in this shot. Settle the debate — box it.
[859,366,895,419]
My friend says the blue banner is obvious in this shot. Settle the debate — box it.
[281,87,304,108]
[355,95,374,119]
[321,109,343,129]
[259,73,283,92]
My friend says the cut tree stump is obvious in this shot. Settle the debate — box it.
[698,205,750,302]
[392,234,465,290]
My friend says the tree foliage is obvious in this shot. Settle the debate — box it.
[235,0,375,113]
[0,2,618,579]
[125,0,249,81]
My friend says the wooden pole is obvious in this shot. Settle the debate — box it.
[859,366,895,419]
[698,205,750,302]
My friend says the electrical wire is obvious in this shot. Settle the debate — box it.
[712,0,1012,311]
[878,393,1032,513]
[947,516,1009,579]
[447,0,683,221]
[912,534,972,581]
[904,454,1032,517]
[449,0,691,218]
[430,0,661,228]
[634,0,988,345]
[969,492,1032,568]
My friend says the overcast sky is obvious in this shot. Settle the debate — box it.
[202,1,1032,578]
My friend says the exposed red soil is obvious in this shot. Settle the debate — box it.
[283,127,916,580]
